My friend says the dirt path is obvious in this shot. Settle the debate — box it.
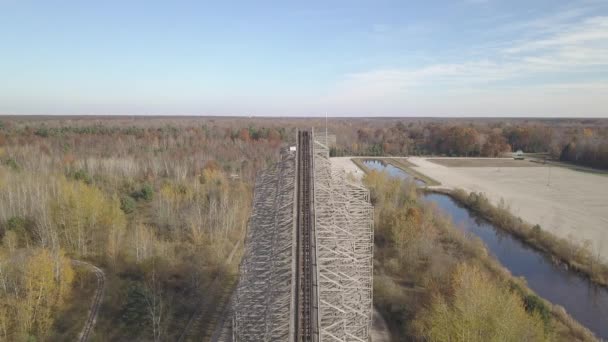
[72,260,105,342]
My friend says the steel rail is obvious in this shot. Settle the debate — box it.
[296,130,315,341]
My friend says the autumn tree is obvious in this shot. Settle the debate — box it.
[481,132,511,157]
[50,179,126,258]
[0,248,74,340]
[415,263,548,342]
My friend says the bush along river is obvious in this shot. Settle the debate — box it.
[363,159,608,339]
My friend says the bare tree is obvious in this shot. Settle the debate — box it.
[143,259,165,342]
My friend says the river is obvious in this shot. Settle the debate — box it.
[363,159,608,339]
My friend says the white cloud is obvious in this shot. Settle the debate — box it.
[505,16,608,53]
[324,12,608,117]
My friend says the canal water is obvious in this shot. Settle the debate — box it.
[363,159,608,339]
[363,160,427,186]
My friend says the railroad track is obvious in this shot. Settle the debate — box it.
[73,260,106,342]
[296,130,316,341]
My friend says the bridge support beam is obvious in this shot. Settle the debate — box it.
[232,130,373,342]
[312,131,374,342]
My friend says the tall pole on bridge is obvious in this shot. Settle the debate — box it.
[325,112,328,147]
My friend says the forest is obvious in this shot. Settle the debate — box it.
[0,117,287,341]
[0,116,605,341]
[330,119,608,169]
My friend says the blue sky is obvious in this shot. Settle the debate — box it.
[1,0,607,117]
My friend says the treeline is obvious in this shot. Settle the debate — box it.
[1,120,289,145]
[365,171,594,341]
[0,118,286,340]
[560,135,608,169]
[330,120,608,169]
[5,117,607,168]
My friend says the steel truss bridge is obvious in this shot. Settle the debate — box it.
[232,130,374,341]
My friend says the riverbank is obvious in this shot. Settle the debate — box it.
[362,169,597,341]
[428,187,608,288]
[346,157,604,340]
[406,156,608,264]
[349,157,608,286]
[351,157,441,186]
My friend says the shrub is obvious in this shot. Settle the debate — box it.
[120,196,136,214]
[3,216,34,247]
[68,169,93,184]
[35,127,50,137]
[132,184,154,201]
[524,294,552,328]
[121,283,149,326]
[5,158,20,171]
[532,224,542,237]
[6,216,27,231]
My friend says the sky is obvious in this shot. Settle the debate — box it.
[1,0,607,117]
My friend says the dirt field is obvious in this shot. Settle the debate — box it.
[428,158,542,167]
[409,157,608,262]
[331,157,366,182]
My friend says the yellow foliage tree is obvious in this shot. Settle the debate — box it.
[0,248,74,340]
[364,170,419,246]
[415,263,548,342]
[105,194,127,266]
[51,179,126,258]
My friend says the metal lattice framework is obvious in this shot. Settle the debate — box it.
[233,149,296,341]
[313,132,374,342]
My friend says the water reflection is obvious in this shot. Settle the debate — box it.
[363,159,608,339]
[363,159,426,187]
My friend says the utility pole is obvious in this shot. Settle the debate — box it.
[325,112,328,145]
